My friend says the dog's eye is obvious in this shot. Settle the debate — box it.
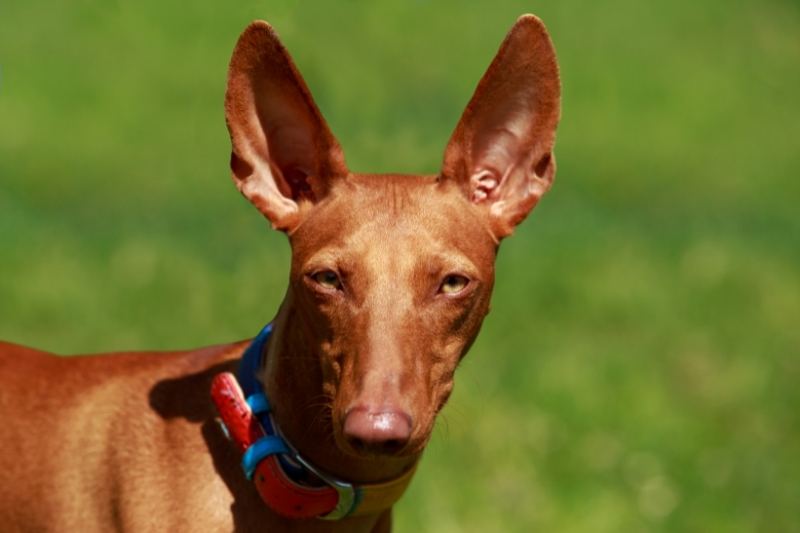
[311,270,342,290]
[439,274,469,295]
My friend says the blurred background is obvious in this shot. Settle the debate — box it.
[1,1,798,531]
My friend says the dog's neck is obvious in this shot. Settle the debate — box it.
[259,291,420,485]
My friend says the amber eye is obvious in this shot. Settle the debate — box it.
[311,270,342,290]
[439,274,469,295]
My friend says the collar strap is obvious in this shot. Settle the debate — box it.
[211,324,417,520]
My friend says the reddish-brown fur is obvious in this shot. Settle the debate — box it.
[0,15,560,532]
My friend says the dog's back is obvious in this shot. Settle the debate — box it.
[0,342,247,531]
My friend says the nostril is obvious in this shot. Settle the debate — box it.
[343,406,412,456]
[380,438,406,454]
[346,435,369,454]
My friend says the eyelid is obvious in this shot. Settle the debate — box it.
[437,255,479,279]
[303,249,343,273]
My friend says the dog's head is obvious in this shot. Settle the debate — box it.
[225,16,560,459]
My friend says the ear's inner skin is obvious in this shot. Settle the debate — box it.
[224,21,348,231]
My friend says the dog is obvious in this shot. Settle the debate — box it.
[0,14,560,532]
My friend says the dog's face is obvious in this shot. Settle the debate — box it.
[225,16,559,458]
[288,175,497,455]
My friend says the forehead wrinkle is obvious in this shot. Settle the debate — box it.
[293,176,494,279]
[345,217,428,311]
[342,200,484,282]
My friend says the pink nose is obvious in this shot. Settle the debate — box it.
[343,406,412,455]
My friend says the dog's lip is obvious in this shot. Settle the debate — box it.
[337,440,423,459]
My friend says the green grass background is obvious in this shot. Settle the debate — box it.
[2,1,798,531]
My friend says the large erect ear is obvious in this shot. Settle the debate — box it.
[225,21,348,232]
[441,15,561,240]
